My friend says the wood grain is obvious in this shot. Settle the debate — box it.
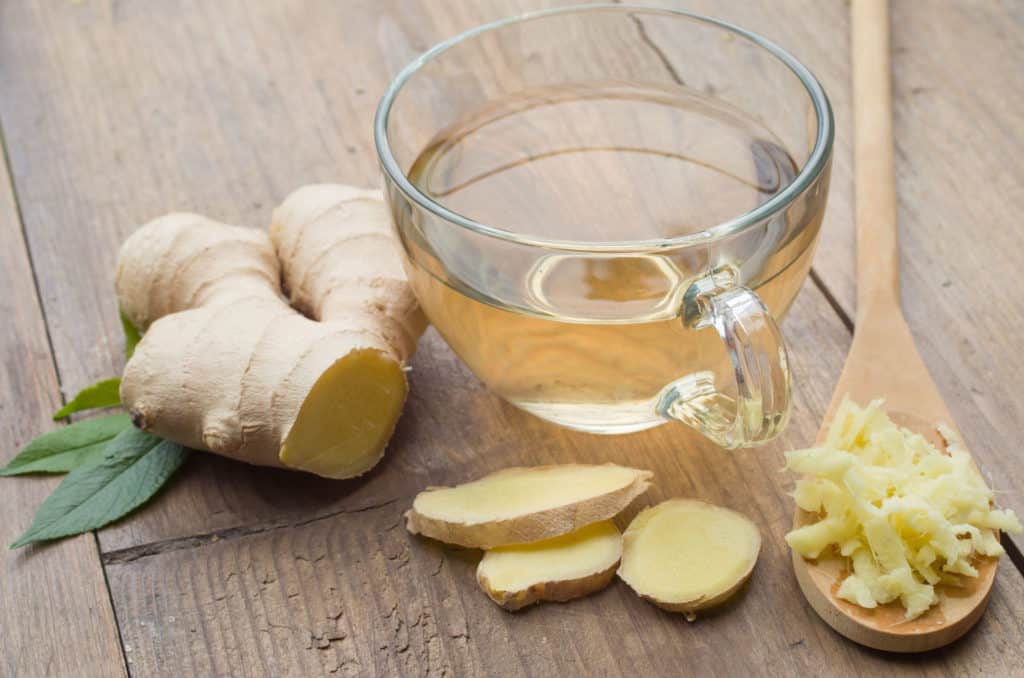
[0,135,127,675]
[851,0,900,313]
[105,505,1024,678]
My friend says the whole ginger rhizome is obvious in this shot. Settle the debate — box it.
[117,185,426,479]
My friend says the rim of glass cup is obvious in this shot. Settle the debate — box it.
[374,3,835,254]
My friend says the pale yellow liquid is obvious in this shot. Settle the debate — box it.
[404,83,818,432]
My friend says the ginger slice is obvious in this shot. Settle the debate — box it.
[406,464,652,548]
[477,520,622,611]
[618,499,760,615]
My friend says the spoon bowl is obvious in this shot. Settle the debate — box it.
[792,312,999,652]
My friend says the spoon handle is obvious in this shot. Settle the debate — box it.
[852,0,900,316]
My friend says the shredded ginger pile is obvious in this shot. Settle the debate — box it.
[785,397,1021,619]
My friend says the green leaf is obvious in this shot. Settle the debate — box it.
[120,308,142,360]
[10,428,189,549]
[52,377,122,421]
[0,413,132,476]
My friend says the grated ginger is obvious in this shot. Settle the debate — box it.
[785,397,1021,619]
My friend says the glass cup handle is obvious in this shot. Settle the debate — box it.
[657,272,792,448]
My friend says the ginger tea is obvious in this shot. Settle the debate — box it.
[400,82,819,432]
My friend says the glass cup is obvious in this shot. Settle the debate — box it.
[374,5,833,448]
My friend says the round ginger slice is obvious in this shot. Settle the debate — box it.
[477,520,622,611]
[618,499,760,615]
[405,464,652,548]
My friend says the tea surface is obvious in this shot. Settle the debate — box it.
[410,81,795,241]
[404,82,809,432]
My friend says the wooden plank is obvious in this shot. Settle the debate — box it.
[0,139,127,674]
[104,284,1024,677]
[625,0,1024,528]
[107,518,1024,677]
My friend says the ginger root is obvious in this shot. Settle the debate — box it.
[476,520,622,610]
[116,185,426,478]
[618,499,760,615]
[405,464,651,548]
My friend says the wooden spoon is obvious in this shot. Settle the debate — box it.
[790,0,998,652]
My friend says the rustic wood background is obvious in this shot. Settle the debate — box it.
[2,1,1022,676]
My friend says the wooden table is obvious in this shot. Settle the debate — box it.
[2,1,1022,676]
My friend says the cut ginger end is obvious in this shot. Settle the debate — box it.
[618,499,761,614]
[280,348,407,479]
[477,520,622,611]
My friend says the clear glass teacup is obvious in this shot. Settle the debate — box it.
[375,5,833,448]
